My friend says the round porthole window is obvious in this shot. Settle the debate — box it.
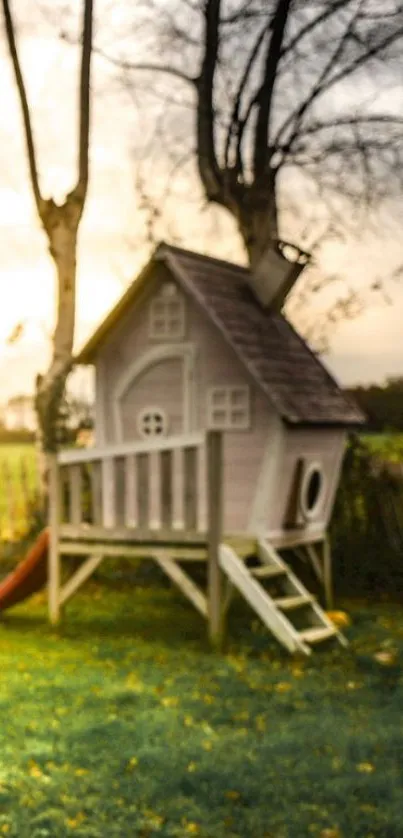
[138,407,168,439]
[300,462,325,521]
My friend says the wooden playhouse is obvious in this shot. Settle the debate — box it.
[49,244,364,654]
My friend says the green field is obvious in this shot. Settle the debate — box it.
[1,583,403,837]
[360,433,403,461]
[0,444,38,539]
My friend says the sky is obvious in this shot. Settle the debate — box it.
[0,3,402,404]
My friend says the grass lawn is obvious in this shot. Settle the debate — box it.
[1,580,403,837]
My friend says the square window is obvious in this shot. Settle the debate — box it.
[153,317,166,333]
[212,408,227,425]
[207,386,250,430]
[211,390,226,407]
[230,389,247,406]
[150,289,185,339]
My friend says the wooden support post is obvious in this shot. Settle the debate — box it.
[323,536,333,610]
[206,431,223,650]
[48,454,61,625]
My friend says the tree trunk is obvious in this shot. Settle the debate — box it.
[35,202,80,485]
[237,185,307,310]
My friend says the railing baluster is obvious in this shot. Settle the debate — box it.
[90,461,102,525]
[160,449,173,529]
[101,458,115,528]
[136,452,149,528]
[114,457,126,527]
[184,446,197,531]
[69,464,82,527]
[124,454,137,527]
[172,446,184,530]
[197,443,208,532]
[148,450,161,529]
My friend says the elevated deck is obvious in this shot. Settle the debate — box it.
[47,432,336,653]
[49,432,224,639]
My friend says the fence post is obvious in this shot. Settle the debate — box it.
[206,431,224,650]
[48,454,61,625]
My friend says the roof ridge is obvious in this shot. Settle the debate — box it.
[157,241,249,276]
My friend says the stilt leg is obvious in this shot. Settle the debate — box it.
[207,432,224,650]
[48,455,61,625]
[323,536,333,610]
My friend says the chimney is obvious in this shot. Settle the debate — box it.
[249,242,310,311]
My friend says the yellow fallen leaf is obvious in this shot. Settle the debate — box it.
[127,757,139,770]
[326,611,351,628]
[225,790,241,801]
[275,682,292,693]
[357,762,375,774]
[185,823,200,834]
[28,761,43,779]
[202,740,213,751]
[161,696,179,708]
[187,762,197,773]
[373,651,398,666]
[66,813,86,829]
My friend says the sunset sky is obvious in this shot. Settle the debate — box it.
[0,3,402,403]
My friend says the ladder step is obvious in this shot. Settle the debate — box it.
[299,626,337,645]
[274,595,313,611]
[250,565,287,579]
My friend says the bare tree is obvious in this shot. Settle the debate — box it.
[1,0,94,458]
[101,0,403,309]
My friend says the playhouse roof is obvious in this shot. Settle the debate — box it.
[77,244,365,427]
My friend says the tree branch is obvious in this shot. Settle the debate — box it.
[224,20,269,172]
[281,0,351,60]
[197,0,224,203]
[253,0,293,179]
[2,0,43,215]
[94,46,197,87]
[76,0,94,200]
[277,19,403,153]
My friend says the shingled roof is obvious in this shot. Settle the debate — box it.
[77,243,365,427]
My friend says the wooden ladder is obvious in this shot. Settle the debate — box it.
[219,539,347,655]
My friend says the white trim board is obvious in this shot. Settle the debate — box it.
[112,342,197,442]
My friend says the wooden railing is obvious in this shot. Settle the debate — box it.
[49,431,224,644]
[55,432,218,542]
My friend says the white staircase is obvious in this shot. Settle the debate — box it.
[219,539,347,655]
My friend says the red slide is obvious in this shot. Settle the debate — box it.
[0,529,49,612]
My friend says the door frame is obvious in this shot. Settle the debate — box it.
[112,342,197,442]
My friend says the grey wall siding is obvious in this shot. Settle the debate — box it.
[94,273,275,533]
[189,306,272,533]
[265,428,346,535]
[93,268,345,536]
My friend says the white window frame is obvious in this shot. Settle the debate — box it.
[137,406,169,440]
[299,461,326,521]
[149,284,185,341]
[207,385,251,431]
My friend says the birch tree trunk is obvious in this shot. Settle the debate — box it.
[2,0,94,490]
